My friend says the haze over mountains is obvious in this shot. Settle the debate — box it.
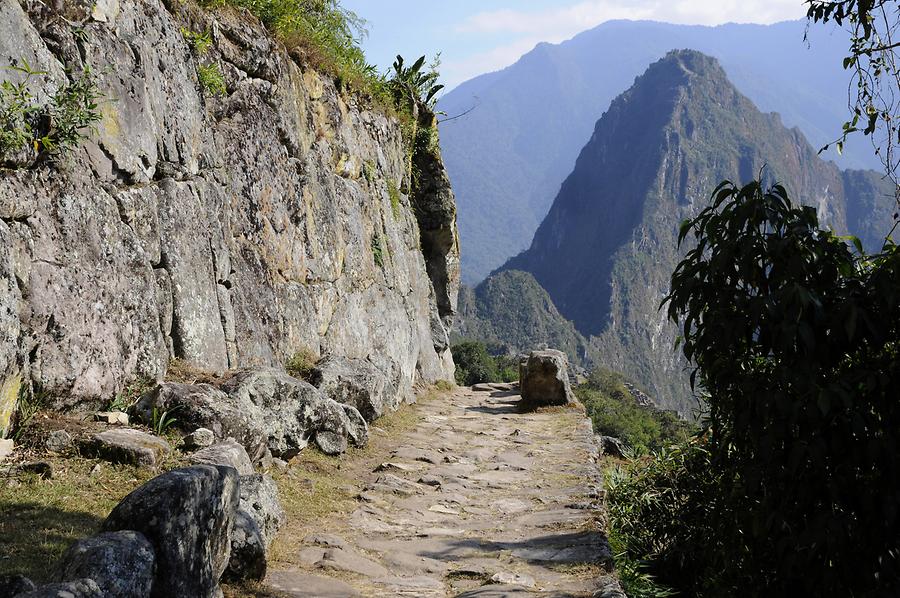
[438,19,873,284]
[464,50,894,414]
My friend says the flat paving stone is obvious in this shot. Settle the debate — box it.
[264,386,610,597]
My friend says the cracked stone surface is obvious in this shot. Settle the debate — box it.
[266,386,615,597]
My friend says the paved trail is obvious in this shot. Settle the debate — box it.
[266,384,617,597]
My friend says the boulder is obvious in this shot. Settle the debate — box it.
[224,509,266,581]
[0,574,35,595]
[238,474,285,546]
[311,356,394,422]
[597,435,627,459]
[132,383,268,462]
[79,429,171,468]
[52,531,155,597]
[183,427,215,449]
[46,430,73,453]
[221,369,358,457]
[518,350,576,410]
[15,579,102,597]
[341,404,369,447]
[225,473,284,581]
[190,439,254,475]
[102,465,239,598]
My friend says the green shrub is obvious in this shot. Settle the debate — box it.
[370,234,384,269]
[0,60,102,163]
[286,348,319,381]
[606,441,723,596]
[451,341,502,386]
[197,63,227,96]
[652,179,900,594]
[578,368,692,454]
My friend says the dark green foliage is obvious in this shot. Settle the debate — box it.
[370,234,384,269]
[606,441,718,597]
[451,341,518,386]
[0,61,102,164]
[577,368,692,454]
[644,179,900,594]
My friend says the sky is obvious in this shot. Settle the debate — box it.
[341,0,810,92]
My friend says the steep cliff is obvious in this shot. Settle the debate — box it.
[0,0,459,433]
[495,50,894,414]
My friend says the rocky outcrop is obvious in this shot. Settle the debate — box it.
[102,465,239,598]
[0,0,458,430]
[134,368,368,459]
[519,350,576,410]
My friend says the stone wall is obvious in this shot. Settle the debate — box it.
[0,0,459,431]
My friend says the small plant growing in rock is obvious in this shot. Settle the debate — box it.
[149,405,179,436]
[107,376,154,412]
[387,179,402,219]
[286,348,319,382]
[181,27,213,54]
[0,60,102,165]
[197,63,227,96]
[371,234,385,269]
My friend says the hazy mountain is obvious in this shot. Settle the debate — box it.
[439,19,874,284]
[482,50,894,414]
[454,270,592,366]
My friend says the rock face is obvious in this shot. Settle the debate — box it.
[0,0,458,424]
[102,465,239,598]
[311,356,395,422]
[189,439,254,476]
[15,579,103,598]
[519,350,576,410]
[52,531,156,598]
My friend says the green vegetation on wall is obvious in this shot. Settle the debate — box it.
[0,61,102,165]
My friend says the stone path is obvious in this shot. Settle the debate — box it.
[265,384,617,597]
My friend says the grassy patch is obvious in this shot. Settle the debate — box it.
[198,63,227,96]
[387,179,402,219]
[165,358,228,385]
[285,348,319,382]
[0,451,188,581]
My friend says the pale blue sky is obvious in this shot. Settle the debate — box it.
[341,1,808,91]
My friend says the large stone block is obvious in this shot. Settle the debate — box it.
[519,350,576,410]
[103,465,239,598]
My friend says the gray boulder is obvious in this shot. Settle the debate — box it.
[45,430,72,453]
[221,369,359,457]
[53,531,155,597]
[341,404,369,447]
[311,356,394,422]
[224,509,266,581]
[132,383,268,462]
[102,465,239,598]
[15,579,102,597]
[239,474,285,546]
[183,427,215,449]
[190,439,254,475]
[519,350,576,410]
[225,474,283,581]
[79,429,171,468]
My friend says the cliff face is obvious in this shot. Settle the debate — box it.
[0,0,459,429]
[498,51,894,414]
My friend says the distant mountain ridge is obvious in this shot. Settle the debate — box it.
[439,19,870,284]
[471,50,894,414]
